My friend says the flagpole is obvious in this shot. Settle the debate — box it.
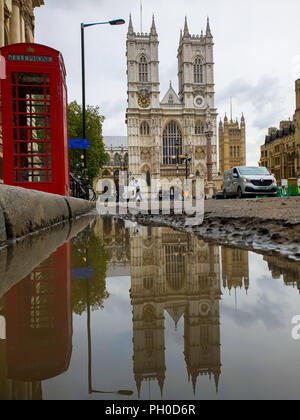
[140,0,143,32]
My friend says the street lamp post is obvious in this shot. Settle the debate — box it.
[180,155,191,180]
[81,18,125,194]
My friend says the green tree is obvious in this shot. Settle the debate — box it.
[68,100,106,184]
[72,228,110,315]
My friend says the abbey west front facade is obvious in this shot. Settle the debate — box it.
[126,15,219,197]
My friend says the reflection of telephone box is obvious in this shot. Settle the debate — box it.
[0,43,70,196]
[5,242,72,382]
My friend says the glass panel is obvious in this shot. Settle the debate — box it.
[18,85,44,97]
[47,143,51,154]
[24,115,50,128]
[14,143,18,154]
[48,171,52,182]
[11,72,16,84]
[18,142,47,155]
[17,73,44,86]
[14,171,19,182]
[19,156,47,169]
[18,128,46,141]
[14,157,18,168]
[13,114,18,127]
[48,157,52,169]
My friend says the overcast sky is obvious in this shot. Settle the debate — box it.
[35,0,300,166]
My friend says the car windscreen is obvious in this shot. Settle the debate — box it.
[238,167,270,176]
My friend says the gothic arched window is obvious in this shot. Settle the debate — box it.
[195,120,203,135]
[163,121,183,165]
[194,57,203,84]
[114,153,121,167]
[140,121,150,136]
[105,153,111,166]
[139,55,148,82]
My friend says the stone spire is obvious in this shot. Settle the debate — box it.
[150,14,157,36]
[179,28,183,43]
[214,372,220,394]
[241,113,245,128]
[128,13,134,36]
[206,17,212,37]
[183,16,190,38]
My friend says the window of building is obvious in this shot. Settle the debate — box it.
[168,95,174,104]
[195,120,203,135]
[105,153,111,166]
[163,121,183,165]
[139,55,148,83]
[194,57,203,84]
[114,153,121,167]
[140,121,150,136]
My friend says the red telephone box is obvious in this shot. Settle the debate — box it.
[0,43,70,196]
[5,241,73,382]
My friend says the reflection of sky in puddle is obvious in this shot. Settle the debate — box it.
[2,217,300,400]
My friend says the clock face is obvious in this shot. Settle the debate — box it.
[194,95,205,108]
[138,92,151,108]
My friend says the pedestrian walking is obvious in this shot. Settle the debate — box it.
[135,179,143,202]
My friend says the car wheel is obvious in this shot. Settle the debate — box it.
[238,187,243,199]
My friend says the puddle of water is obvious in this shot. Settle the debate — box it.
[0,215,300,400]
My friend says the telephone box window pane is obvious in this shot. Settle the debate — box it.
[11,72,16,84]
[14,171,19,182]
[47,143,51,154]
[18,142,46,155]
[47,130,51,140]
[45,74,50,86]
[25,115,49,128]
[18,85,44,98]
[14,157,18,168]
[18,128,46,141]
[48,157,52,169]
[12,101,17,112]
[14,143,18,154]
[20,156,47,169]
[48,171,52,182]
[17,73,45,86]
[12,86,16,98]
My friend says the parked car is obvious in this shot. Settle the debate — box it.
[222,166,277,199]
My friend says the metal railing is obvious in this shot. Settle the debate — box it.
[70,172,96,201]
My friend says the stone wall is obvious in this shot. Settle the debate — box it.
[0,185,95,244]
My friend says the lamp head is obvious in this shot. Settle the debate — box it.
[109,19,126,25]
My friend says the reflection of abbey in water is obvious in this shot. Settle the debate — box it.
[130,226,222,396]
[222,248,249,294]
[99,218,253,397]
